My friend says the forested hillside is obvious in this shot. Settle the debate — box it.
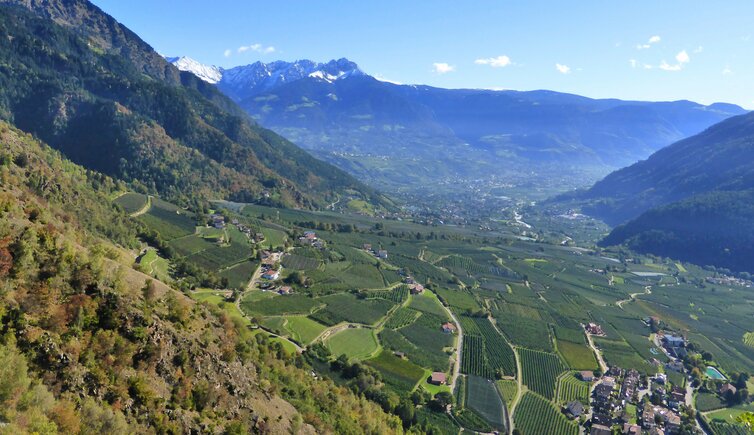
[0,121,402,433]
[601,190,754,272]
[0,0,385,209]
[574,112,754,225]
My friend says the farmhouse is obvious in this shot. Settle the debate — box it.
[210,213,225,229]
[661,334,685,348]
[278,286,292,295]
[441,322,457,333]
[719,383,737,396]
[668,386,685,409]
[394,351,406,359]
[377,250,388,259]
[564,400,585,418]
[623,423,641,435]
[429,372,447,385]
[262,269,280,280]
[363,243,372,251]
[409,283,424,294]
[403,276,416,285]
[586,323,605,335]
[580,371,595,381]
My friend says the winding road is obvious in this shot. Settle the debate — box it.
[616,285,652,308]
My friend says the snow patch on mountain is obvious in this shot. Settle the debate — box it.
[166,56,223,84]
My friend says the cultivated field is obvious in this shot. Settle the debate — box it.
[514,392,578,435]
[326,328,379,360]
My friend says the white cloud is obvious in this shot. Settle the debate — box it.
[223,49,232,57]
[555,63,571,74]
[637,35,661,50]
[693,45,704,53]
[722,66,733,75]
[675,50,690,64]
[629,59,638,68]
[474,55,512,68]
[659,50,690,71]
[237,43,276,55]
[659,61,682,71]
[432,62,455,74]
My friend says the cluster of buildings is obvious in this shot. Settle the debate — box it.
[362,243,388,259]
[705,275,753,287]
[583,366,687,435]
[639,402,682,434]
[298,231,324,248]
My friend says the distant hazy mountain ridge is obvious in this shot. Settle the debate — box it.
[170,56,746,190]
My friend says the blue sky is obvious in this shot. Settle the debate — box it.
[92,0,753,107]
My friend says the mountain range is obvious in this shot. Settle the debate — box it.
[565,111,754,271]
[0,1,385,210]
[171,56,747,190]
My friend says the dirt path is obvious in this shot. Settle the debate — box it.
[129,195,152,217]
[441,295,463,393]
[585,331,608,373]
[232,256,304,353]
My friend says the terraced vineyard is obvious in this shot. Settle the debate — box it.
[438,255,488,275]
[462,335,489,377]
[368,286,409,303]
[384,307,421,329]
[514,392,578,435]
[519,349,567,399]
[556,372,590,405]
[474,317,516,376]
[459,317,516,379]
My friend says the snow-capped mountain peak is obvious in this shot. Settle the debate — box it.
[167,56,366,99]
[165,56,223,84]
